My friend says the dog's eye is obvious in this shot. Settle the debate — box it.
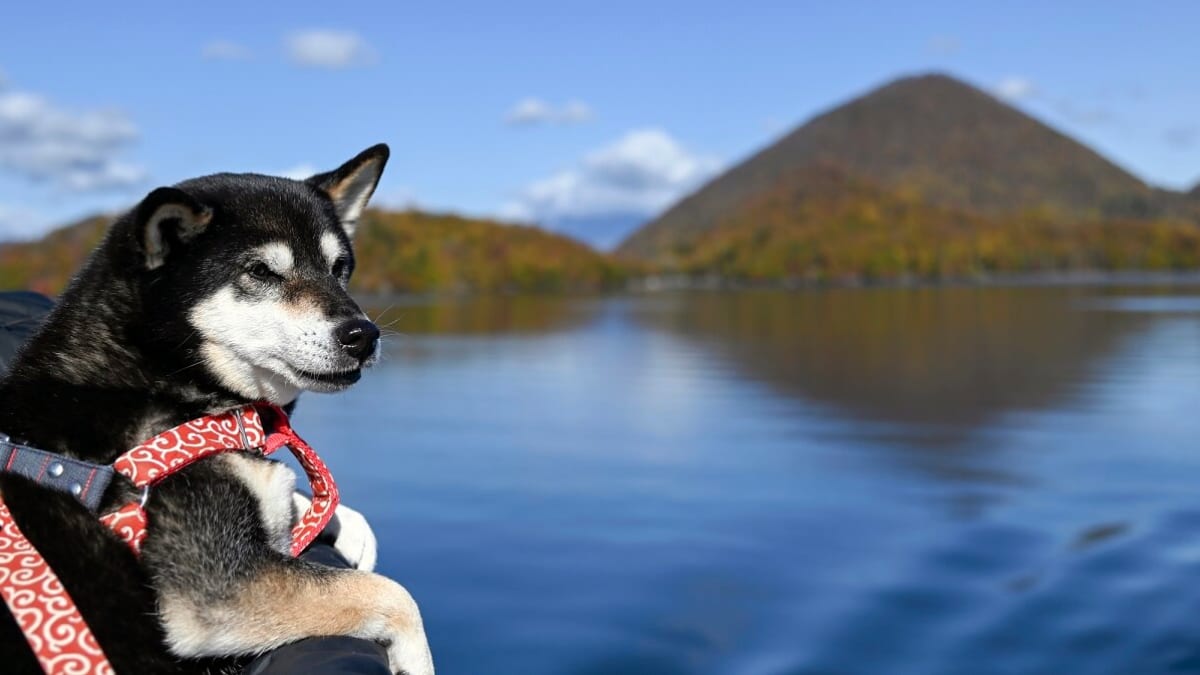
[331,258,348,278]
[246,262,279,281]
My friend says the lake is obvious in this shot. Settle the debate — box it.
[295,286,1200,675]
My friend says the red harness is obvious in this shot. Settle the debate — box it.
[0,404,339,674]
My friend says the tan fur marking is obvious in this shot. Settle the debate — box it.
[161,567,432,673]
[325,161,378,204]
[282,291,322,319]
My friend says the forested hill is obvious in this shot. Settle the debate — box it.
[0,210,626,296]
[7,72,1200,293]
[618,73,1200,268]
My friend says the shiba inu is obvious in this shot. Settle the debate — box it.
[0,144,434,674]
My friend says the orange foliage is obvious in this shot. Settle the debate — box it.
[0,211,627,296]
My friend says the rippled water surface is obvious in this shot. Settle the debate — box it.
[296,287,1200,674]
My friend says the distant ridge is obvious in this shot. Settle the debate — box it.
[619,73,1180,262]
[0,210,625,296]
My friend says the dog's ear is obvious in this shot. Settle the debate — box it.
[306,143,389,238]
[134,187,213,270]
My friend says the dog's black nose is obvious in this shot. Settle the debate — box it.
[335,319,380,361]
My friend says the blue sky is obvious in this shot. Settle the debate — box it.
[0,1,1197,244]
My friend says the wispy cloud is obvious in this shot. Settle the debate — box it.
[0,85,145,192]
[277,163,318,180]
[285,30,377,69]
[505,98,594,126]
[202,40,253,61]
[993,76,1036,102]
[501,128,720,222]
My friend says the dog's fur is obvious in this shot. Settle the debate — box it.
[0,144,434,674]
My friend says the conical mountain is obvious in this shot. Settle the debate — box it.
[619,73,1161,260]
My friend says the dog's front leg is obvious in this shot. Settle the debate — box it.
[158,560,433,675]
[142,458,433,675]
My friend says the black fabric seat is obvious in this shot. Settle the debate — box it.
[0,291,389,675]
[0,291,54,376]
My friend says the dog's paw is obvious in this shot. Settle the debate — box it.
[330,501,379,572]
[292,493,379,571]
[354,573,434,675]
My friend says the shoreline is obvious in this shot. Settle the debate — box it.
[353,269,1200,305]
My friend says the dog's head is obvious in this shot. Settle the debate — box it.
[124,144,389,405]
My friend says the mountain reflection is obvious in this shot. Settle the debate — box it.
[633,288,1150,432]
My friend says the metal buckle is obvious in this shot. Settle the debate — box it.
[234,412,253,451]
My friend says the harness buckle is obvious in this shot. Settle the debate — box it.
[234,413,253,452]
[138,485,151,509]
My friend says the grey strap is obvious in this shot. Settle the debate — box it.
[0,440,115,512]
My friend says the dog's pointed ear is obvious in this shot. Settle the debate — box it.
[306,143,389,238]
[134,187,213,270]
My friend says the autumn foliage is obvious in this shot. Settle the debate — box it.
[670,167,1200,283]
[0,216,109,295]
[350,210,626,294]
[0,210,627,296]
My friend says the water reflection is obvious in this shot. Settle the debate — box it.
[299,287,1200,675]
[633,288,1152,432]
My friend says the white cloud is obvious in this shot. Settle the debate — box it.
[277,163,318,180]
[202,40,253,61]
[285,30,377,69]
[994,76,1036,102]
[559,100,593,123]
[0,88,145,192]
[502,129,721,223]
[505,97,594,126]
[506,98,552,125]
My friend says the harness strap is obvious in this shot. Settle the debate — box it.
[0,403,340,674]
[0,496,115,674]
[112,405,267,488]
[102,404,339,556]
[0,440,114,513]
[262,409,340,557]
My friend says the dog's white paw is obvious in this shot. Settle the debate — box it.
[355,573,434,675]
[332,501,378,572]
[291,493,379,571]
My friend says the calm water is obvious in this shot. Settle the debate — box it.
[295,287,1200,675]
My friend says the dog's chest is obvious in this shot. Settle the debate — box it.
[218,453,297,554]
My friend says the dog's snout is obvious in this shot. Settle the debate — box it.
[335,319,380,361]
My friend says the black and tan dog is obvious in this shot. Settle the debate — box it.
[0,144,434,674]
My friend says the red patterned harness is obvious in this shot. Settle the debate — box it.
[0,403,340,674]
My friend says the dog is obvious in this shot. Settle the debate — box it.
[0,144,434,674]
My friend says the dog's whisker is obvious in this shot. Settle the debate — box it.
[369,303,398,324]
[163,359,206,378]
[172,329,198,351]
